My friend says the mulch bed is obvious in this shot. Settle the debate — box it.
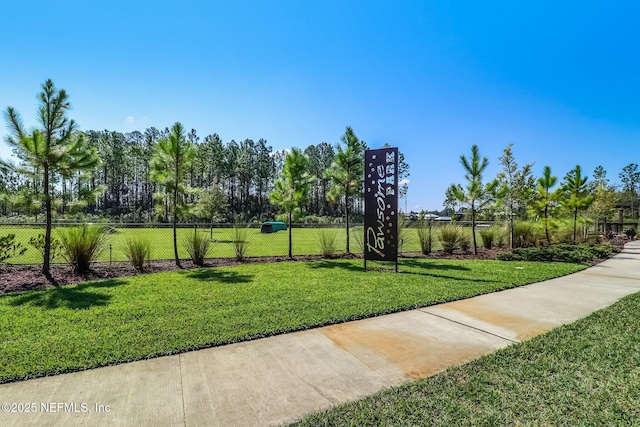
[0,242,624,294]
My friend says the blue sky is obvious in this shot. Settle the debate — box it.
[1,1,639,211]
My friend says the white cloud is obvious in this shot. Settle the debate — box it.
[125,116,135,124]
[399,179,410,185]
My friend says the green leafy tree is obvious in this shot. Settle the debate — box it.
[495,144,535,248]
[325,127,365,254]
[150,122,196,267]
[619,163,640,220]
[588,186,619,233]
[587,167,618,233]
[528,166,561,243]
[449,145,498,255]
[3,79,100,281]
[194,186,228,238]
[270,148,314,258]
[560,165,595,243]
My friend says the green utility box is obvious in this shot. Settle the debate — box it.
[260,221,288,234]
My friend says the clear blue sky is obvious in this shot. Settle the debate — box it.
[1,1,639,211]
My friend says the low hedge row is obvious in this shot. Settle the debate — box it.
[495,244,618,263]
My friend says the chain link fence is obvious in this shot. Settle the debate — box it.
[0,221,496,265]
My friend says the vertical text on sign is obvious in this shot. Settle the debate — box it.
[364,147,398,261]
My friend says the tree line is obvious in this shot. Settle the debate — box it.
[0,80,410,276]
[0,82,408,227]
[444,144,638,254]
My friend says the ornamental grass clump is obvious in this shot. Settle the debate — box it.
[317,229,338,258]
[123,236,152,271]
[479,226,496,249]
[57,225,107,273]
[416,220,434,255]
[183,228,211,266]
[439,223,465,254]
[229,221,250,261]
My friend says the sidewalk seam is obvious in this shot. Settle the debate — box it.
[179,353,187,427]
[417,309,519,344]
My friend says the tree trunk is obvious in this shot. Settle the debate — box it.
[345,195,350,254]
[42,164,54,283]
[471,201,477,255]
[544,206,550,244]
[573,208,578,243]
[509,202,515,249]
[288,210,293,259]
[174,160,181,268]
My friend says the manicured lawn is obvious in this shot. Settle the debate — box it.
[0,258,583,383]
[0,225,439,263]
[292,291,640,426]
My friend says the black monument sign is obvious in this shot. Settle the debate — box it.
[364,147,398,266]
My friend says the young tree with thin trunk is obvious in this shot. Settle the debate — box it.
[325,127,365,254]
[270,148,314,258]
[150,122,196,267]
[560,165,595,243]
[528,166,560,244]
[3,80,100,282]
[496,144,534,248]
[619,163,640,220]
[194,186,228,238]
[449,145,498,255]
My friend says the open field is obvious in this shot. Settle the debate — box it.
[292,291,640,426]
[0,257,583,383]
[0,225,447,263]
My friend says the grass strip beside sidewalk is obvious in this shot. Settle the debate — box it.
[0,258,583,383]
[293,291,640,426]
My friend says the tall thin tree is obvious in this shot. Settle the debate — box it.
[449,145,498,255]
[150,122,196,267]
[529,166,560,244]
[270,148,314,258]
[496,144,534,248]
[325,127,365,254]
[561,165,595,243]
[3,80,100,281]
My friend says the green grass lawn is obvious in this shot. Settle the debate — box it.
[0,258,583,383]
[292,292,640,426]
[0,225,441,263]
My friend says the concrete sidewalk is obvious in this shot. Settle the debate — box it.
[2,242,640,427]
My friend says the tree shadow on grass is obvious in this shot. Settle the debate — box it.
[398,259,471,272]
[8,279,125,310]
[397,270,499,284]
[181,269,253,284]
[307,260,364,273]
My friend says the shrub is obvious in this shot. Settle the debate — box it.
[459,229,471,252]
[57,225,108,272]
[512,221,538,248]
[624,228,637,240]
[123,236,152,271]
[492,225,508,248]
[416,220,433,255]
[317,229,338,258]
[229,221,250,261]
[182,228,211,266]
[0,234,26,263]
[495,244,617,264]
[439,224,464,254]
[480,225,500,249]
[29,233,61,262]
